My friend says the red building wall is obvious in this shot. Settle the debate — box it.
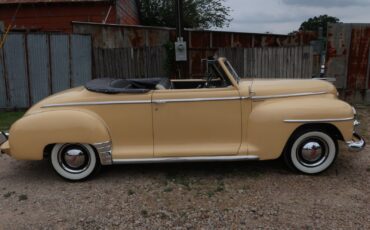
[116,0,140,25]
[0,0,140,33]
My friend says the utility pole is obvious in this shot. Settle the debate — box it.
[174,0,187,78]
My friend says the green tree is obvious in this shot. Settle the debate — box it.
[139,0,232,29]
[299,15,340,35]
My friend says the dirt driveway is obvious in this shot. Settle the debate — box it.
[0,107,369,229]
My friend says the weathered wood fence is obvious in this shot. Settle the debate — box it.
[94,46,317,80]
[219,46,317,79]
[1,32,318,109]
[93,47,167,79]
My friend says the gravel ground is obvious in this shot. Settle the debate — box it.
[0,106,369,229]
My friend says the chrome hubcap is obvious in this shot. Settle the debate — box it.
[301,142,322,162]
[297,137,328,167]
[64,149,86,168]
[58,144,90,174]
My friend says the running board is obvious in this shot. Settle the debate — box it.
[112,155,259,164]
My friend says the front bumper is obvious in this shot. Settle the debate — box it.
[347,132,366,152]
[0,131,9,154]
[0,131,8,146]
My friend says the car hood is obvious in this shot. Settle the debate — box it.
[240,79,337,97]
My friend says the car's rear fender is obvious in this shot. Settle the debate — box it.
[8,109,111,161]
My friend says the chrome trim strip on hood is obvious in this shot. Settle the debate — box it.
[284,117,354,123]
[42,100,152,108]
[252,91,327,100]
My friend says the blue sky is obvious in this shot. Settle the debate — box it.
[225,0,370,34]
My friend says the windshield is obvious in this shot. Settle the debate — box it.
[224,60,240,83]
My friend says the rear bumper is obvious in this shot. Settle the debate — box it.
[347,132,366,152]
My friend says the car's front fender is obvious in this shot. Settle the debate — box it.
[247,96,354,160]
[8,109,110,160]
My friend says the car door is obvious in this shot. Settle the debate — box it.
[152,86,242,157]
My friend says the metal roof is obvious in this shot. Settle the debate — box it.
[0,0,108,4]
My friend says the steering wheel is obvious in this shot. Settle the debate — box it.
[205,70,227,88]
[205,71,217,88]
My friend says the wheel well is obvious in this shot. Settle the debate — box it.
[43,144,55,159]
[292,123,344,141]
[43,143,101,161]
[281,123,343,158]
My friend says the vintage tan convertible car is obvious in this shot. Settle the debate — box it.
[0,58,365,181]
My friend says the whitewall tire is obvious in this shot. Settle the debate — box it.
[284,130,338,174]
[50,144,100,181]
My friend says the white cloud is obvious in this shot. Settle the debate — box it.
[222,0,370,34]
[282,0,370,8]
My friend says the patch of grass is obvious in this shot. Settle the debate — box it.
[3,191,15,198]
[207,191,215,197]
[127,189,135,196]
[159,212,168,219]
[141,210,149,218]
[206,180,225,198]
[215,181,225,192]
[18,194,28,201]
[248,170,264,178]
[0,111,25,130]
[163,187,173,192]
[166,172,191,190]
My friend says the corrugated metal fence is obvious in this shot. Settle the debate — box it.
[0,33,92,109]
[219,46,315,79]
[326,23,370,103]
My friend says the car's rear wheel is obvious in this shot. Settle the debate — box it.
[284,129,338,174]
[50,143,100,181]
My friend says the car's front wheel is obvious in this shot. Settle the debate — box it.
[284,129,338,174]
[50,143,100,181]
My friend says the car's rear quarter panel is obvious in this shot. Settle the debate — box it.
[9,110,110,160]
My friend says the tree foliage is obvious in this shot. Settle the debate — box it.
[139,0,232,29]
[299,15,340,35]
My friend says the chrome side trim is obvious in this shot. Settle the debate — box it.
[93,141,113,165]
[113,155,259,164]
[43,97,249,108]
[284,117,354,123]
[42,100,151,108]
[252,91,327,100]
[152,96,247,104]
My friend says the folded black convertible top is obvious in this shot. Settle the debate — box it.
[85,78,170,94]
